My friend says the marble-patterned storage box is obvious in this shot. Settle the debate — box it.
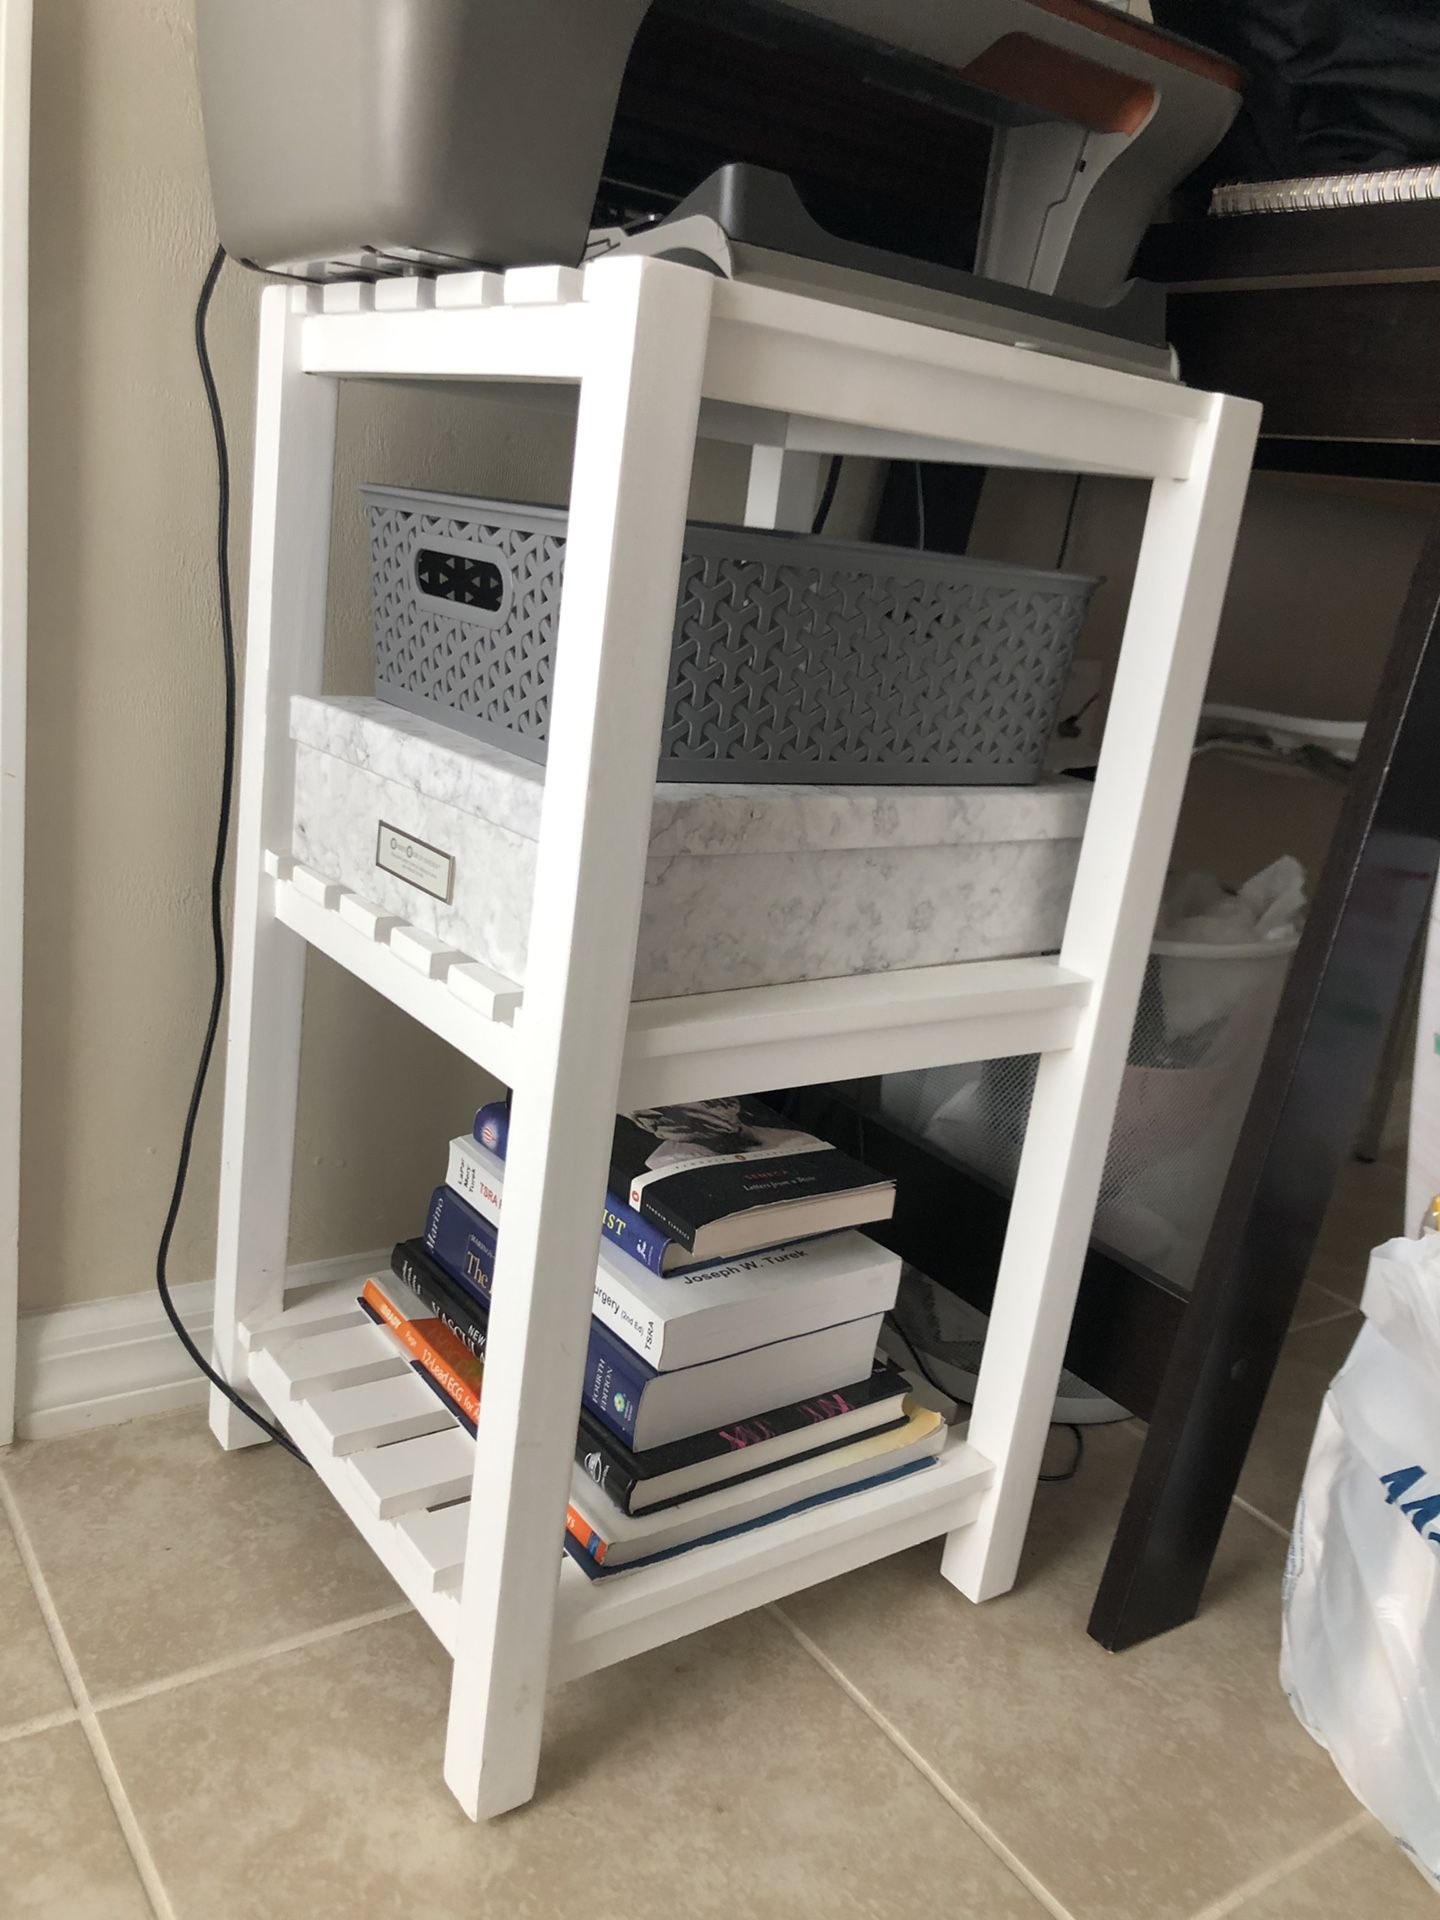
[290,696,1090,1001]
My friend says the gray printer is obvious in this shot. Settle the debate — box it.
[195,0,1242,372]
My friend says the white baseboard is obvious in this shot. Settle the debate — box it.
[13,1250,388,1442]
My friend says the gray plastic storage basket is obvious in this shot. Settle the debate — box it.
[365,486,1097,785]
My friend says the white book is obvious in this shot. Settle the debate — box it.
[445,1134,902,1369]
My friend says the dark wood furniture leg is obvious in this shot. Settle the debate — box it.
[1354,914,1426,1165]
[1089,520,1440,1651]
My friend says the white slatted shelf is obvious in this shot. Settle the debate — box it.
[296,261,1206,482]
[272,876,524,1088]
[305,1373,457,1458]
[270,862,1091,1102]
[356,1425,476,1521]
[396,1431,991,1610]
[245,1327,462,1650]
[265,1321,408,1399]
[699,277,1204,480]
[548,1434,992,1688]
[620,957,1092,1104]
[240,1290,369,1354]
[301,301,591,386]
[240,1282,992,1685]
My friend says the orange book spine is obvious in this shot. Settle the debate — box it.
[565,1507,607,1564]
[362,1279,609,1563]
[361,1278,482,1425]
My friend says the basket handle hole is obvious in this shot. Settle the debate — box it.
[415,547,506,614]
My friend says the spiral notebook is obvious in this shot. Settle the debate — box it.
[1212,165,1440,218]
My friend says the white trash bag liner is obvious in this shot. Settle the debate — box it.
[880,859,1306,1286]
[1282,1233,1440,1890]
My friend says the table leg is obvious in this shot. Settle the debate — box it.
[1090,519,1440,1650]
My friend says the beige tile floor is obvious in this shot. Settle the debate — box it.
[0,1153,1429,1919]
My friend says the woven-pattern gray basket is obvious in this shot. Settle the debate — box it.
[365,486,1097,785]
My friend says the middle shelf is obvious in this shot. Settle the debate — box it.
[270,859,1092,1103]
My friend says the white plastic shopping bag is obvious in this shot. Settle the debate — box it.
[1282,1233,1440,1890]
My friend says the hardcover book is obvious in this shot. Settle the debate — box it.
[359,1274,484,1421]
[456,1124,678,1275]
[361,1272,600,1553]
[577,1360,912,1514]
[391,1239,488,1362]
[392,1242,910,1514]
[564,1455,942,1578]
[443,1140,901,1369]
[408,1216,885,1449]
[566,1402,945,1568]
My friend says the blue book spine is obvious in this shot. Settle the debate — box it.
[425,1184,499,1302]
[596,1193,671,1278]
[562,1456,939,1580]
[579,1311,655,1448]
[472,1102,674,1277]
[424,1185,654,1446]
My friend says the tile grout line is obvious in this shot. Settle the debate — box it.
[1288,1302,1363,1335]
[767,1603,1078,1920]
[1297,1275,1360,1313]
[0,1473,178,1920]
[1231,1492,1293,1541]
[1184,1809,1372,1920]
[2,1423,418,1709]
[0,1704,81,1747]
[89,1600,416,1714]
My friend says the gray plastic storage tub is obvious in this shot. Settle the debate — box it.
[196,1,651,277]
[366,485,1098,786]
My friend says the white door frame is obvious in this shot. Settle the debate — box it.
[0,0,31,1445]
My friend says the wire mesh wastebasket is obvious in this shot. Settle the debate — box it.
[882,931,1299,1287]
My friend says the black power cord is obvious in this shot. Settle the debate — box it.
[153,245,307,1465]
[1054,474,1096,745]
[855,1106,1088,1488]
[1038,1423,1085,1485]
[811,454,843,535]
[1056,472,1083,570]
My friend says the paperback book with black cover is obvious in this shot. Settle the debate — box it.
[580,1357,912,1514]
[609,1097,895,1263]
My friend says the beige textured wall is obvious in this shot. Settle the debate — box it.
[974,470,1434,721]
[20,0,749,1311]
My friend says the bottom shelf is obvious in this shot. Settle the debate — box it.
[241,1281,994,1680]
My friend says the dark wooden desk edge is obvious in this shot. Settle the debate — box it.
[1140,200,1440,291]
[1137,208,1440,445]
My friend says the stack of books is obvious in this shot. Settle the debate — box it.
[361,1096,945,1577]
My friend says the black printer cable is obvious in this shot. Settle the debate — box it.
[882,1316,1085,1484]
[152,244,308,1466]
[812,455,842,535]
